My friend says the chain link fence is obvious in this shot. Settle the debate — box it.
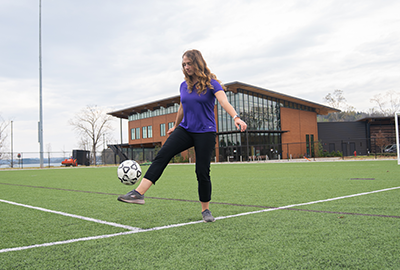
[0,151,74,169]
[1,137,397,169]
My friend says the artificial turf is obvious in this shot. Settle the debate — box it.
[0,160,399,269]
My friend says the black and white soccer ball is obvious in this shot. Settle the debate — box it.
[117,160,142,185]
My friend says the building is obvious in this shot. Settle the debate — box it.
[318,121,368,156]
[108,81,339,162]
[318,116,398,156]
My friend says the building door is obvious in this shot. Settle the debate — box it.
[310,134,314,157]
[350,142,356,155]
[342,142,348,156]
[329,143,335,152]
[306,134,314,157]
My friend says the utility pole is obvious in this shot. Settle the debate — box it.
[11,121,13,168]
[38,0,44,168]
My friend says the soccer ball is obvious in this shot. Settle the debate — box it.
[117,160,142,185]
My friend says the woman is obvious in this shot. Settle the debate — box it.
[118,49,247,222]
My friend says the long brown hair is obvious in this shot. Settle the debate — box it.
[182,49,225,95]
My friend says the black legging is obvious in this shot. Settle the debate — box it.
[143,126,216,202]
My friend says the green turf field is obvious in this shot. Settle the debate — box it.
[1,160,399,269]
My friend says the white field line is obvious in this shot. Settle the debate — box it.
[215,186,400,220]
[1,186,399,253]
[0,199,141,231]
[0,231,137,254]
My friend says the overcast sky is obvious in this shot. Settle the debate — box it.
[1,0,399,155]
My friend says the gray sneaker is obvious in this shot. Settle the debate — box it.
[202,209,215,222]
[117,190,145,205]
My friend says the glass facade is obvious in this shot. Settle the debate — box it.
[217,89,282,149]
[218,90,282,130]
[124,87,317,161]
[217,88,315,161]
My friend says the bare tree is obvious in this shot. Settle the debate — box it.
[374,130,389,153]
[78,137,91,151]
[69,106,115,165]
[0,115,10,161]
[324,89,346,110]
[323,90,347,121]
[370,90,400,116]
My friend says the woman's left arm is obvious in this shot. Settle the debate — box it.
[215,91,247,132]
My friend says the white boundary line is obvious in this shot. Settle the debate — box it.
[216,186,400,220]
[0,231,137,253]
[0,199,141,231]
[1,186,399,253]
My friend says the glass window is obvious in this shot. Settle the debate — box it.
[128,103,181,122]
[136,127,140,139]
[174,103,180,112]
[142,126,147,139]
[270,99,275,130]
[255,95,261,130]
[218,104,222,132]
[263,97,268,130]
[168,122,174,130]
[276,100,281,130]
[131,128,135,140]
[148,126,152,138]
[243,92,249,115]
[160,123,166,137]
[224,103,229,132]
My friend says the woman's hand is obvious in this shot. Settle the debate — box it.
[167,126,176,136]
[234,118,247,132]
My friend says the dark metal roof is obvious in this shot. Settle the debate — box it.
[225,81,339,115]
[108,95,180,119]
[357,116,395,124]
[108,81,340,119]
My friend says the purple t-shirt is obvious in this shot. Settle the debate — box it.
[179,79,223,133]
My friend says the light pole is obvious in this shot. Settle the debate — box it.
[38,0,44,168]
[11,121,13,168]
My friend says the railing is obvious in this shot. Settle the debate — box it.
[1,137,397,169]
